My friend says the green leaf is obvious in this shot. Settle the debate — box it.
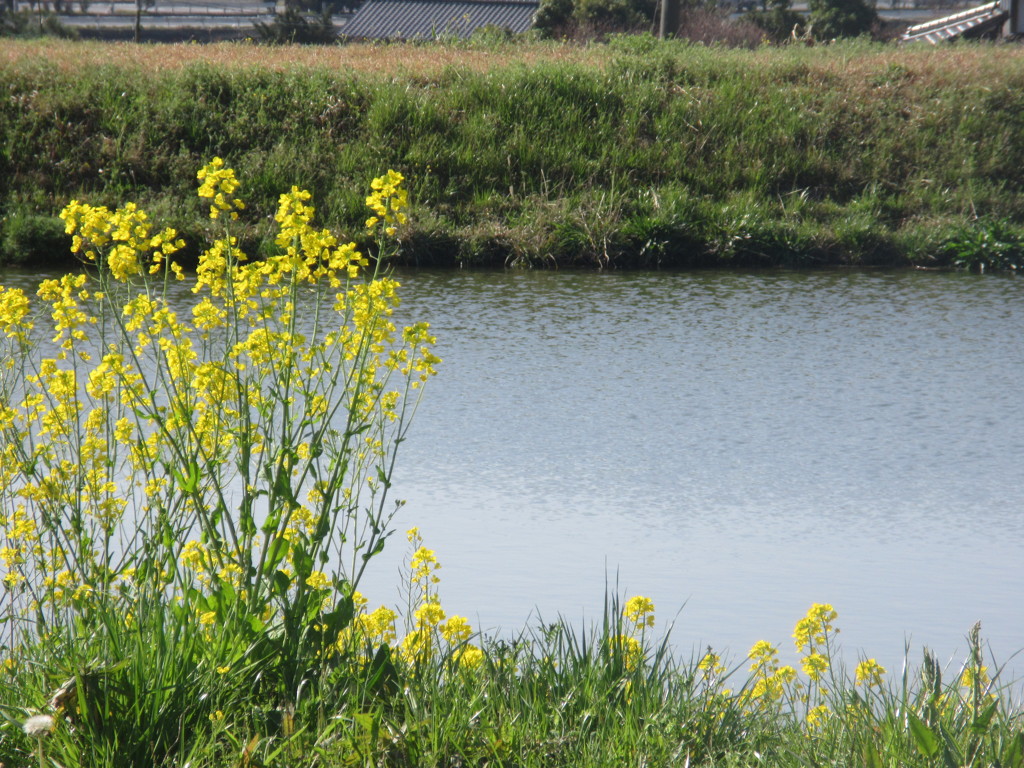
[360,534,389,563]
[970,699,998,735]
[261,507,282,535]
[365,644,401,699]
[273,569,292,598]
[216,579,237,610]
[239,494,256,538]
[319,594,354,637]
[291,543,313,581]
[272,467,298,507]
[208,501,225,530]
[860,741,884,768]
[907,709,941,758]
[172,461,201,494]
[352,711,376,735]
[1001,731,1024,768]
[264,536,289,573]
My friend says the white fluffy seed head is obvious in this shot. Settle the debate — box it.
[22,714,55,738]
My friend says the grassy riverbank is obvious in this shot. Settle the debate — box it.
[3,37,1024,270]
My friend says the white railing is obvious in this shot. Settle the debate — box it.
[14,0,275,14]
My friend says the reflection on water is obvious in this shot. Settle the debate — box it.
[379,269,1024,674]
[3,266,1022,675]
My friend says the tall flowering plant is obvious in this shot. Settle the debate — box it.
[0,161,437,760]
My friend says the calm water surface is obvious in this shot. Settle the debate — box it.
[3,266,1021,677]
[371,269,1024,676]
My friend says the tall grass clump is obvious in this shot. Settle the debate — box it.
[0,159,438,766]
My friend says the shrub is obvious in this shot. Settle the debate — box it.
[807,0,876,39]
[745,0,805,41]
[678,6,766,46]
[534,0,654,37]
[938,218,1024,271]
[254,8,337,43]
[0,9,78,37]
[0,213,69,266]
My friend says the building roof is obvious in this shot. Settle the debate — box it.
[340,0,537,39]
[899,1,1007,42]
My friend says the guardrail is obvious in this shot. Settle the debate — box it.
[14,0,275,13]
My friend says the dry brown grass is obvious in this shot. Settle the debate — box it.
[0,38,611,75]
[2,37,1023,85]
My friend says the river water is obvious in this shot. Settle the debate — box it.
[372,268,1024,678]
[3,266,1021,679]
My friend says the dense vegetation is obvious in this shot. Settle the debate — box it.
[3,38,1024,270]
[0,147,1021,768]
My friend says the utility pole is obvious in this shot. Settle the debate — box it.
[659,0,679,37]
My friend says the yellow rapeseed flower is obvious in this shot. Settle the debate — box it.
[197,157,246,220]
[793,603,839,653]
[806,704,829,730]
[455,644,485,670]
[748,640,778,671]
[414,599,446,629]
[624,595,656,629]
[855,658,886,688]
[305,571,331,590]
[960,665,990,689]
[410,545,441,586]
[612,634,643,670]
[801,651,829,681]
[441,615,473,644]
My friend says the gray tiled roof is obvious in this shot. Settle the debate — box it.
[899,1,1006,42]
[340,0,537,39]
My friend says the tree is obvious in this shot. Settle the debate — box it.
[533,0,654,36]
[745,0,805,40]
[807,0,876,38]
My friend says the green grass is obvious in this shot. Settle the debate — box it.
[3,37,1024,269]
[2,590,1022,768]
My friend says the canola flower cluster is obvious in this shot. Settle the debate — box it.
[365,169,408,238]
[396,527,484,669]
[339,527,658,676]
[684,603,891,729]
[0,160,438,689]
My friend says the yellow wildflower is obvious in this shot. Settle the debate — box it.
[806,704,829,729]
[623,595,656,629]
[612,634,643,670]
[414,599,446,629]
[305,571,330,590]
[197,157,246,220]
[855,659,886,688]
[793,603,838,653]
[960,665,990,689]
[801,652,829,681]
[441,615,473,644]
[455,644,485,670]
